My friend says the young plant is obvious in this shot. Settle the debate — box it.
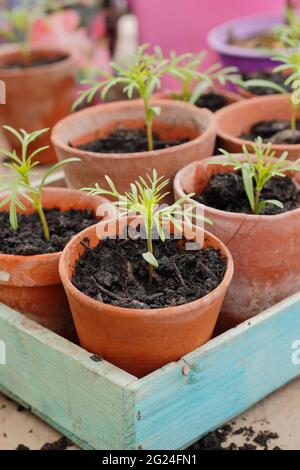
[166,51,242,104]
[274,0,300,48]
[81,169,211,285]
[241,47,300,132]
[0,126,79,241]
[73,44,171,152]
[0,0,77,58]
[211,137,300,215]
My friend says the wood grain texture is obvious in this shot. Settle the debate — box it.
[0,303,138,450]
[129,291,300,449]
[1,291,300,450]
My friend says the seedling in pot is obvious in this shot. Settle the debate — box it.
[82,169,212,285]
[0,126,80,241]
[0,0,76,59]
[274,0,300,48]
[166,51,242,105]
[73,44,171,151]
[241,47,300,134]
[210,137,300,215]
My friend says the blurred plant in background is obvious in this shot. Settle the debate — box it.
[0,0,128,75]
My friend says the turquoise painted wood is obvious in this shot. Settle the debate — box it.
[1,291,300,450]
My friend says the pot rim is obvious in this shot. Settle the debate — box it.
[216,94,300,153]
[174,154,300,221]
[207,12,286,59]
[59,216,234,317]
[0,187,110,262]
[0,44,76,77]
[156,88,243,102]
[51,99,217,160]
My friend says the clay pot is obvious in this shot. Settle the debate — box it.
[59,217,233,377]
[0,45,77,164]
[0,188,114,338]
[216,94,300,160]
[155,88,243,107]
[174,156,300,331]
[51,100,216,200]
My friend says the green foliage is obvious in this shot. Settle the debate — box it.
[0,126,80,241]
[0,0,78,56]
[166,51,242,104]
[211,137,300,215]
[241,47,300,131]
[74,45,242,150]
[82,169,211,284]
[274,0,300,48]
[74,44,171,151]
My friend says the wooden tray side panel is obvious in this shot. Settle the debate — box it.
[130,293,300,450]
[0,304,137,450]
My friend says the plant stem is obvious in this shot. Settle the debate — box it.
[254,188,261,215]
[147,215,154,286]
[146,118,154,151]
[291,101,298,136]
[182,80,190,102]
[36,202,50,242]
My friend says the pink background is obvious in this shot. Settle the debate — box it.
[130,0,284,66]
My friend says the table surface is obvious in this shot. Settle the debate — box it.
[1,377,300,450]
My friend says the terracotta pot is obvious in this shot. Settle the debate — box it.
[0,45,77,164]
[174,156,300,331]
[0,187,114,338]
[155,88,243,107]
[59,217,233,377]
[216,94,300,160]
[51,100,216,201]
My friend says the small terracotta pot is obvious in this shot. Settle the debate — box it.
[216,94,300,160]
[0,188,114,338]
[155,88,243,107]
[59,217,233,377]
[51,100,216,200]
[0,45,77,164]
[174,156,300,331]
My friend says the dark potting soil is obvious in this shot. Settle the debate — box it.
[76,128,189,154]
[0,208,98,256]
[194,92,228,112]
[194,171,300,215]
[72,236,227,309]
[241,71,291,96]
[241,120,300,144]
[0,55,68,70]
[189,424,280,450]
[40,437,74,451]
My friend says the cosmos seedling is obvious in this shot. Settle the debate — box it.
[74,44,171,151]
[166,51,242,104]
[0,0,77,58]
[274,0,300,48]
[211,137,300,215]
[241,47,300,132]
[0,126,79,241]
[82,169,211,285]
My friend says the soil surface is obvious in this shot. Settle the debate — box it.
[189,423,280,450]
[241,120,300,145]
[194,171,300,215]
[0,208,98,256]
[72,235,227,309]
[194,92,228,112]
[0,56,68,70]
[241,71,291,96]
[76,128,189,154]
